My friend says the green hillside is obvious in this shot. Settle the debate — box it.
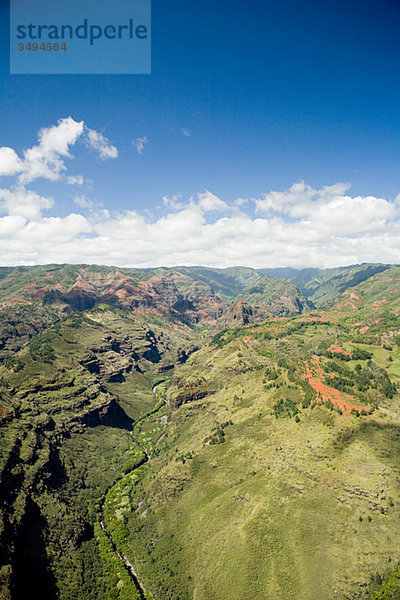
[0,263,399,600]
[173,266,262,301]
[107,309,400,599]
[259,263,392,306]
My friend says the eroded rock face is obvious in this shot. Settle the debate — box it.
[0,369,132,596]
[179,281,227,325]
[216,299,255,328]
[0,266,313,355]
[169,390,210,410]
[216,292,310,329]
[79,328,166,382]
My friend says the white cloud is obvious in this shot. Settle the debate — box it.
[0,181,399,269]
[0,187,53,221]
[290,194,394,235]
[162,195,185,210]
[1,120,399,269]
[0,116,117,230]
[20,117,85,184]
[37,117,84,156]
[18,214,92,244]
[67,175,84,185]
[133,136,148,154]
[73,195,95,209]
[181,128,191,137]
[234,197,249,207]
[255,181,353,214]
[255,181,394,235]
[0,117,118,185]
[197,190,229,212]
[0,215,27,236]
[86,128,118,160]
[0,147,23,176]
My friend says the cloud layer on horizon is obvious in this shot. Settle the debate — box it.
[0,118,400,270]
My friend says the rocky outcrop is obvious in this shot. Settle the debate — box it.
[79,329,164,382]
[78,397,133,430]
[169,389,210,410]
[176,346,199,364]
[216,299,255,328]
[216,291,311,329]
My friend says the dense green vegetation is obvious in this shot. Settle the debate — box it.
[110,309,400,600]
[368,563,400,599]
[0,263,400,600]
[259,263,393,306]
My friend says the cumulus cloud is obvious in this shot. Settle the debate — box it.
[0,117,84,184]
[86,129,118,160]
[0,181,399,268]
[197,190,229,212]
[0,117,118,186]
[20,117,85,184]
[0,187,53,221]
[133,136,148,154]
[255,181,395,235]
[1,120,399,268]
[0,147,23,176]
[0,215,27,236]
[255,181,351,214]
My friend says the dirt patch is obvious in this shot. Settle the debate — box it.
[328,344,350,356]
[303,356,369,414]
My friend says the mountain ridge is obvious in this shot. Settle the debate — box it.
[0,264,313,353]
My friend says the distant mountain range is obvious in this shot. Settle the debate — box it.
[0,264,313,353]
[259,262,393,306]
[0,262,394,354]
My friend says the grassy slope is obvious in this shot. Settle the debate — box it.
[173,265,311,309]
[103,283,400,600]
[259,263,393,307]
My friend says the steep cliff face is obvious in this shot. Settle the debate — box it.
[216,288,311,329]
[171,280,228,325]
[216,299,255,328]
[0,266,312,357]
[0,378,130,600]
[0,303,195,600]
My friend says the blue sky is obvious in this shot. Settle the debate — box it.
[1,0,400,268]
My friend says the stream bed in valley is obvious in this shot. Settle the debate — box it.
[98,383,165,600]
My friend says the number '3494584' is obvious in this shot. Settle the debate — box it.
[18,42,67,51]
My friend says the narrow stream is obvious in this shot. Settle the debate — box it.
[99,383,165,599]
